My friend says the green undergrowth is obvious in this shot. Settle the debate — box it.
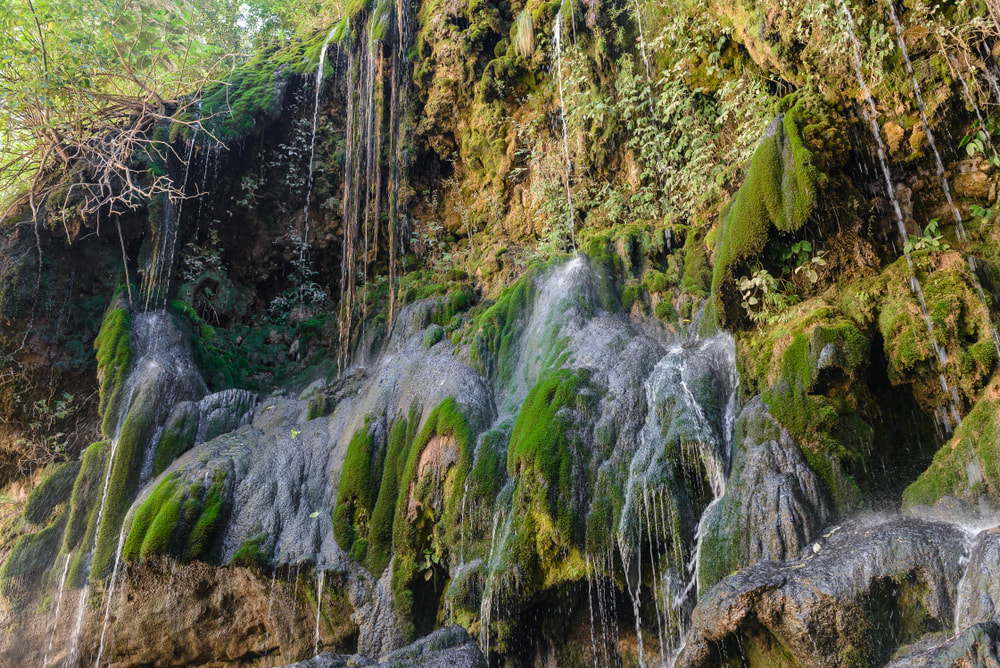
[123,468,229,563]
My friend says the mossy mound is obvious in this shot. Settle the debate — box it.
[742,302,870,512]
[710,99,826,330]
[903,386,1000,509]
[95,306,132,437]
[24,460,81,526]
[61,440,112,587]
[0,512,68,600]
[877,252,997,414]
[331,398,475,638]
[469,274,535,385]
[122,468,229,563]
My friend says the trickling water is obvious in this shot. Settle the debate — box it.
[67,586,89,667]
[479,483,516,663]
[313,569,325,656]
[301,26,340,294]
[41,553,71,668]
[553,9,577,255]
[837,0,962,428]
[886,5,1000,372]
[93,526,127,667]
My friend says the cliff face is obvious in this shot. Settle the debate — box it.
[3,0,1000,666]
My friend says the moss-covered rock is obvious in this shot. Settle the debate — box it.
[710,101,824,329]
[23,460,81,526]
[95,306,132,437]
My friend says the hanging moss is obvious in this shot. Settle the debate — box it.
[0,512,68,598]
[24,460,81,525]
[230,535,272,568]
[123,469,229,563]
[150,403,199,478]
[710,107,821,329]
[367,406,420,576]
[508,367,596,540]
[470,276,535,384]
[389,398,475,637]
[95,307,132,437]
[332,418,381,563]
[62,440,111,587]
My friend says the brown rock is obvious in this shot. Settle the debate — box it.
[952,171,992,201]
[910,127,928,153]
[884,121,905,155]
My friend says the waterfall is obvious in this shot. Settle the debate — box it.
[313,568,326,656]
[553,8,577,255]
[837,0,962,428]
[301,26,340,302]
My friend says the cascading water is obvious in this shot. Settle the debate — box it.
[837,0,963,428]
[313,568,325,656]
[553,7,577,255]
[301,26,340,299]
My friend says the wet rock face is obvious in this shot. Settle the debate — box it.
[678,517,968,668]
[888,622,1000,668]
[699,396,831,590]
[956,527,1000,629]
[276,627,484,668]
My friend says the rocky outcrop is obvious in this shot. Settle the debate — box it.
[278,627,484,668]
[888,622,1000,668]
[678,517,968,668]
[956,527,1000,629]
[698,396,831,590]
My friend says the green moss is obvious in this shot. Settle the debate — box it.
[151,403,198,478]
[24,460,81,525]
[123,469,229,563]
[903,395,1000,508]
[170,300,240,391]
[94,307,132,437]
[470,274,535,384]
[0,512,68,597]
[389,398,475,636]
[62,441,111,587]
[422,324,445,349]
[183,470,228,562]
[682,231,712,298]
[332,418,380,562]
[508,368,595,539]
[710,107,820,328]
[230,535,272,568]
[367,406,420,576]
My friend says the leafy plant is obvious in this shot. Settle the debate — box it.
[904,218,950,254]
[959,117,1000,168]
[737,268,798,323]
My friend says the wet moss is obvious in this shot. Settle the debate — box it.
[230,535,272,568]
[150,403,199,478]
[508,367,596,540]
[710,106,821,329]
[95,307,132,437]
[470,274,535,384]
[62,440,111,587]
[0,512,68,598]
[123,469,229,563]
[24,460,81,525]
[903,392,1000,508]
[366,406,420,576]
[332,418,380,562]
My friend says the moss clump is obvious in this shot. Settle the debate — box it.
[508,367,596,540]
[470,274,535,384]
[24,460,81,525]
[710,106,821,328]
[389,398,475,637]
[332,419,381,563]
[0,512,68,598]
[151,403,199,478]
[123,469,229,563]
[62,441,111,587]
[903,392,1000,508]
[230,535,272,568]
[367,406,420,576]
[743,304,869,511]
[171,300,240,392]
[94,307,132,437]
[422,324,444,349]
